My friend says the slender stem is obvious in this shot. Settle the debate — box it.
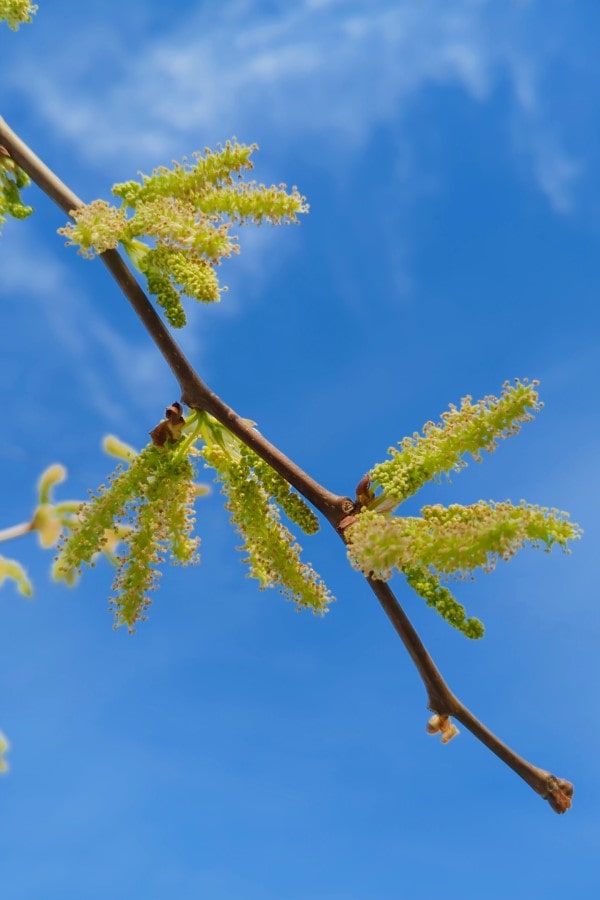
[366,576,454,710]
[0,521,33,542]
[0,117,347,526]
[366,578,573,813]
[0,115,573,813]
[100,249,349,525]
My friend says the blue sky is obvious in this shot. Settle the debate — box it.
[1,0,599,897]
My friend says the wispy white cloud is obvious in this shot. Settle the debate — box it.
[20,2,490,157]
[1,0,588,408]
[515,130,582,214]
[5,0,585,215]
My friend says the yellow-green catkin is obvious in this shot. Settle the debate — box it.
[0,152,33,228]
[203,443,332,613]
[55,444,200,630]
[58,141,308,326]
[348,503,581,583]
[346,380,581,637]
[243,448,319,536]
[370,380,541,508]
[404,567,484,639]
[0,0,37,30]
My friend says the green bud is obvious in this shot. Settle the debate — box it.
[32,503,63,548]
[0,554,33,597]
[0,730,10,773]
[37,463,67,504]
[102,435,138,462]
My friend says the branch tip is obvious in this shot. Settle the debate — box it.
[544,775,574,815]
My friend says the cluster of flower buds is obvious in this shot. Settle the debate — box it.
[59,141,308,327]
[345,380,581,637]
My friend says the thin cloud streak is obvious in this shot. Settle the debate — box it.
[0,228,166,425]
[7,0,584,213]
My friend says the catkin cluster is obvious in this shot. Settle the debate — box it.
[0,152,32,227]
[202,439,332,613]
[58,141,308,327]
[0,0,37,30]
[370,380,542,507]
[54,444,199,631]
[347,380,581,638]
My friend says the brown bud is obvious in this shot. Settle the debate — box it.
[165,401,184,424]
[150,402,186,447]
[149,420,171,447]
[355,473,373,509]
[427,713,459,744]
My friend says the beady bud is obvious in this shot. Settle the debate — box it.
[427,713,459,744]
[150,402,186,446]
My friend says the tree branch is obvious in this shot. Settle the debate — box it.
[0,117,347,526]
[366,577,573,813]
[0,115,573,813]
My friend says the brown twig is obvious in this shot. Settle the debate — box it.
[365,577,573,813]
[0,115,573,813]
[0,118,347,526]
